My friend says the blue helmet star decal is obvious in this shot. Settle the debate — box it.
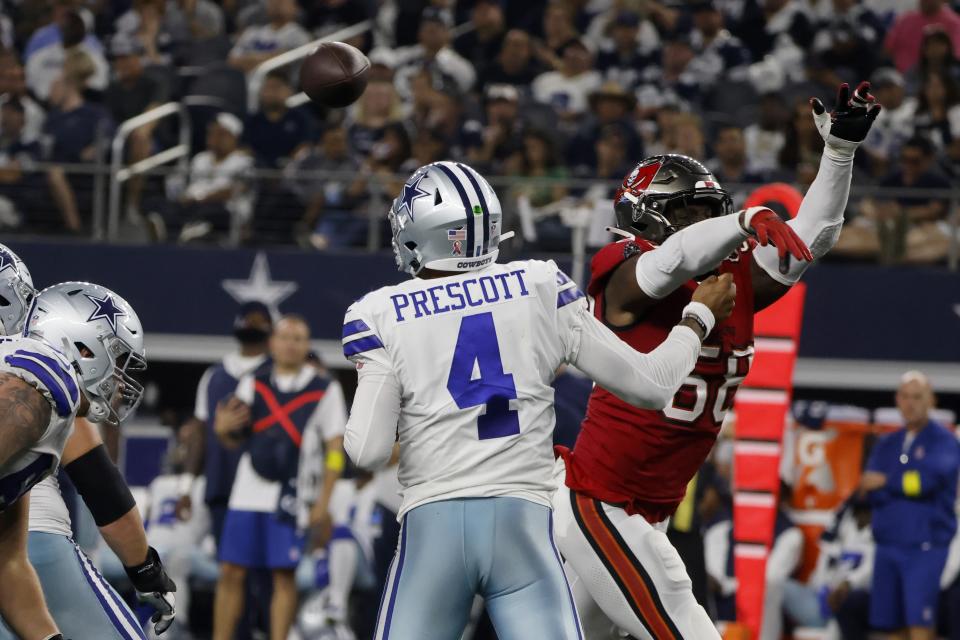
[86,293,127,334]
[0,248,15,273]
[396,172,430,220]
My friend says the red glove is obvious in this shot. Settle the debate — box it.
[740,207,813,270]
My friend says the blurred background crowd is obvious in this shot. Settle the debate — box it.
[0,0,958,263]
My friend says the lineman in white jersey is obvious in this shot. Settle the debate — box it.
[0,250,175,639]
[341,161,736,639]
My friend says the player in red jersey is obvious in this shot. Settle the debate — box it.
[552,82,881,639]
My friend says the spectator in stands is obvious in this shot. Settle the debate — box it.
[778,98,825,185]
[0,99,41,229]
[285,125,366,249]
[229,0,310,74]
[886,0,960,72]
[838,136,952,262]
[453,0,506,83]
[688,1,752,91]
[782,494,874,640]
[532,38,602,123]
[810,8,883,87]
[912,70,960,155]
[178,300,273,560]
[163,0,225,48]
[707,124,766,206]
[402,126,448,172]
[736,0,814,85]
[463,84,525,173]
[479,28,543,89]
[635,34,701,113]
[44,49,112,233]
[244,70,314,169]
[394,8,476,99]
[906,27,960,94]
[567,81,642,174]
[706,484,803,640]
[26,9,109,101]
[22,0,104,64]
[114,0,174,66]
[347,79,403,159]
[104,34,167,217]
[670,113,708,159]
[148,113,253,243]
[593,10,657,91]
[213,315,347,640]
[863,67,918,179]
[509,129,568,208]
[861,371,960,640]
[744,92,789,173]
[538,2,580,67]
[0,57,44,143]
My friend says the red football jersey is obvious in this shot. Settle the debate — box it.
[557,235,755,523]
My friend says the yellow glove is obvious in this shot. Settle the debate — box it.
[902,470,921,497]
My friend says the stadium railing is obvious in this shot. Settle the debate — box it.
[5,162,957,273]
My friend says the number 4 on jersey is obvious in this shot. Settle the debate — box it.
[447,312,521,440]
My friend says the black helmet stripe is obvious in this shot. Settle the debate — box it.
[433,163,476,258]
[457,163,490,255]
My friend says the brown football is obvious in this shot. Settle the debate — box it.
[299,41,370,109]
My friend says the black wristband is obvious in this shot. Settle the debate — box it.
[125,546,176,593]
[64,444,136,526]
[682,313,708,338]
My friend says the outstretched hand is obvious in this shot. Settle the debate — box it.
[811,81,882,155]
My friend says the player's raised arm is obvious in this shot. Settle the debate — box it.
[752,81,881,308]
[565,274,736,410]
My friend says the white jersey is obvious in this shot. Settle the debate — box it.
[27,473,72,536]
[342,259,586,517]
[0,336,82,511]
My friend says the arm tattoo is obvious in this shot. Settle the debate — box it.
[0,373,52,470]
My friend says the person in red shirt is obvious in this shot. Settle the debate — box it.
[551,82,881,639]
[885,0,960,72]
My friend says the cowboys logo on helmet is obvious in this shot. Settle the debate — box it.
[389,161,507,276]
[25,282,146,425]
[614,154,734,243]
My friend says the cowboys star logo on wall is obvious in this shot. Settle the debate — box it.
[397,172,429,220]
[222,252,298,317]
[86,293,127,333]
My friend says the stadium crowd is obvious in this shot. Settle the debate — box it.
[0,0,958,262]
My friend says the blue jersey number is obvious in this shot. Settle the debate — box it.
[447,312,520,440]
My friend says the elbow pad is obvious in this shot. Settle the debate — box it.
[64,444,136,526]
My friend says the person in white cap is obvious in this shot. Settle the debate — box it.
[146,112,253,243]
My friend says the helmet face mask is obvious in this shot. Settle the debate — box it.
[613,154,733,243]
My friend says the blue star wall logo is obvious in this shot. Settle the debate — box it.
[0,247,15,273]
[86,293,127,334]
[396,172,429,220]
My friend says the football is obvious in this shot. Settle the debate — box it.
[299,41,370,109]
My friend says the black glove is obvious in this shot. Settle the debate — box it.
[124,546,177,634]
[811,81,882,154]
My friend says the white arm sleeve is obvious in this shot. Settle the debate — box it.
[567,307,702,410]
[766,527,804,584]
[635,214,748,299]
[343,360,402,471]
[753,150,853,285]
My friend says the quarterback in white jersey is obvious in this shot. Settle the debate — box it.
[342,162,735,640]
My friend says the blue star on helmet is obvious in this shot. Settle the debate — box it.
[396,172,430,221]
[85,293,127,334]
[0,248,14,273]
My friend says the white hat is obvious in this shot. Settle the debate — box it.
[215,112,243,138]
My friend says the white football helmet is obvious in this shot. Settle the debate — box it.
[389,161,508,276]
[25,282,146,424]
[0,243,36,335]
